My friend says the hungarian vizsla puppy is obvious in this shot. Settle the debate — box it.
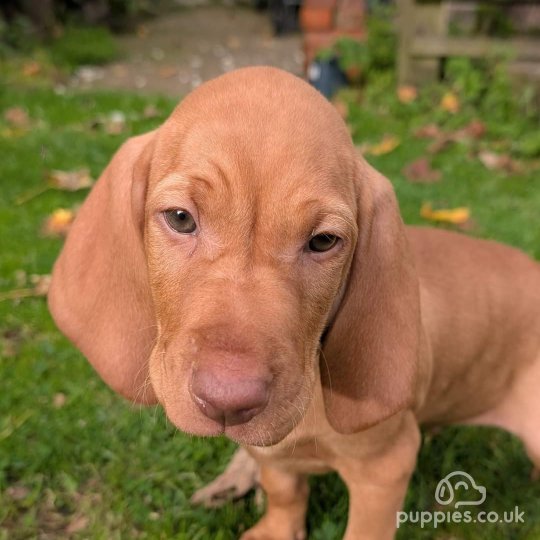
[48,67,540,539]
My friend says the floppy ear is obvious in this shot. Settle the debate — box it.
[321,158,422,433]
[48,131,158,404]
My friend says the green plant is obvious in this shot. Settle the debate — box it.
[50,25,118,68]
[335,37,369,82]
[365,5,397,71]
[315,5,397,84]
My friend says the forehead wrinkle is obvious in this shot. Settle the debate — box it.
[148,173,190,208]
[148,172,218,208]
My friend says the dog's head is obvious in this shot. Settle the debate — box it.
[49,67,421,445]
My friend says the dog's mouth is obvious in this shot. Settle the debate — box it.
[154,369,314,447]
[168,388,310,447]
[149,337,319,446]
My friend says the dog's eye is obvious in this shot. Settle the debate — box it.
[308,233,338,253]
[164,209,197,234]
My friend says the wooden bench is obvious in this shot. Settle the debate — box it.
[397,0,540,85]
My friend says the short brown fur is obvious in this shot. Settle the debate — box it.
[49,67,540,539]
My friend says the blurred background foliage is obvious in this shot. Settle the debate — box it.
[1,1,540,538]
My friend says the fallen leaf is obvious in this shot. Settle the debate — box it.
[104,111,126,135]
[440,92,460,113]
[65,514,89,534]
[53,393,66,408]
[397,85,418,104]
[417,120,486,154]
[6,485,30,500]
[428,134,455,154]
[414,124,441,139]
[4,107,30,128]
[478,151,522,173]
[42,208,76,237]
[420,203,470,225]
[16,169,92,205]
[478,151,500,170]
[22,61,41,77]
[403,158,441,183]
[48,169,93,191]
[458,119,486,140]
[143,104,160,119]
[368,135,400,156]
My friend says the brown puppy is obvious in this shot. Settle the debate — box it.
[48,67,540,539]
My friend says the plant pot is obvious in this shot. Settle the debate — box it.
[307,56,348,98]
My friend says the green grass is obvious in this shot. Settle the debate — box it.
[0,74,539,539]
[49,26,119,69]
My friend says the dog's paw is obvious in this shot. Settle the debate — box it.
[191,447,259,508]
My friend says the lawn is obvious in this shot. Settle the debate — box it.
[1,61,540,539]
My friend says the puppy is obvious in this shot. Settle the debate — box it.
[49,67,540,539]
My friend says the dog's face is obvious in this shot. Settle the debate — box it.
[143,72,358,445]
[49,67,420,442]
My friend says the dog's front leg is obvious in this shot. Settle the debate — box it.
[241,463,309,540]
[338,413,420,540]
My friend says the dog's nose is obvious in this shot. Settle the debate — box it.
[190,369,270,426]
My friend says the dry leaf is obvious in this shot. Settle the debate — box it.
[6,485,30,500]
[65,515,89,534]
[4,107,30,128]
[16,169,92,205]
[459,119,486,140]
[414,124,441,139]
[42,208,75,237]
[397,85,418,104]
[428,135,454,155]
[22,61,41,77]
[403,158,441,183]
[48,169,93,191]
[104,111,126,135]
[53,393,66,408]
[420,203,470,225]
[478,151,522,173]
[143,104,159,119]
[417,120,485,155]
[440,92,460,114]
[368,135,400,156]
